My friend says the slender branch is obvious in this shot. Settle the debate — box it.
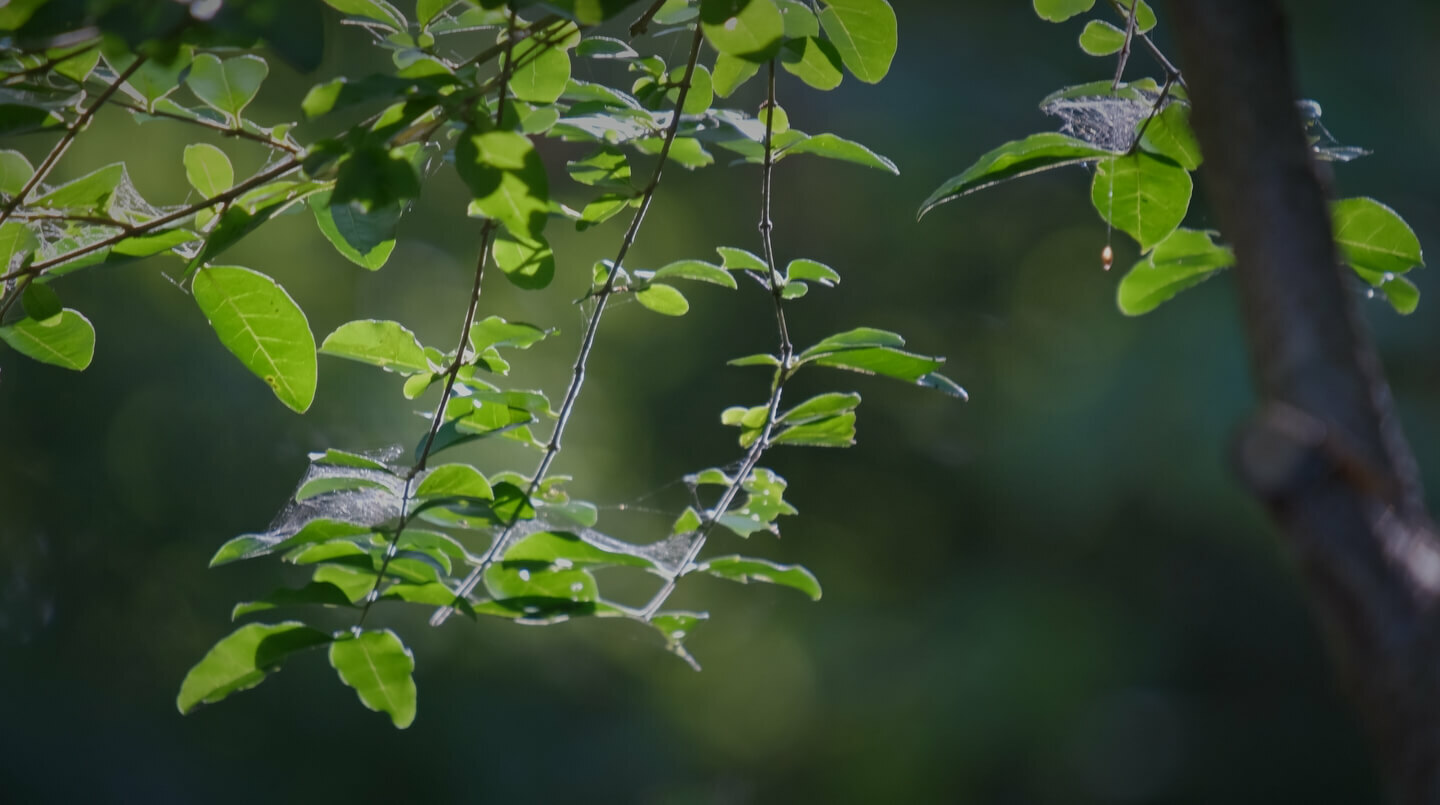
[1111,0,1138,91]
[107,99,302,154]
[641,59,794,620]
[1128,73,1173,153]
[628,0,667,39]
[0,55,147,229]
[0,273,35,322]
[461,14,563,68]
[1107,0,1188,91]
[356,10,520,627]
[431,24,709,627]
[6,157,300,281]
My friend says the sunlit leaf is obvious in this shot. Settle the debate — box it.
[695,555,822,599]
[192,266,317,413]
[186,54,268,121]
[817,0,897,83]
[1117,228,1233,315]
[700,0,784,62]
[177,622,332,714]
[919,133,1115,219]
[1091,152,1192,252]
[329,629,417,728]
[0,308,94,370]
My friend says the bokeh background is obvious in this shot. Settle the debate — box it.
[3,0,1439,801]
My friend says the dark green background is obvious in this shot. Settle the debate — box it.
[3,0,1437,801]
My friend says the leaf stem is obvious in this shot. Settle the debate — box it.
[628,0,668,39]
[0,55,147,230]
[640,59,794,620]
[430,24,709,627]
[1111,0,1138,91]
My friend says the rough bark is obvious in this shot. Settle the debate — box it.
[1168,1,1440,801]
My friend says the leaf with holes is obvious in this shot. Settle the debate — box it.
[193,266,317,413]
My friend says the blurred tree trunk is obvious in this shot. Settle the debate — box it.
[1168,1,1440,801]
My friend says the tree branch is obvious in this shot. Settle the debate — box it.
[1169,1,1440,800]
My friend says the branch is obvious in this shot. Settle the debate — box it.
[0,55,147,229]
[107,99,302,154]
[1170,1,1440,800]
[356,10,520,627]
[6,157,301,281]
[628,0,667,39]
[641,59,795,620]
[430,24,709,627]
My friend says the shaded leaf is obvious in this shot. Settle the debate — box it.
[919,133,1115,219]
[0,308,94,370]
[177,622,332,714]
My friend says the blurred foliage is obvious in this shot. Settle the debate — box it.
[2,0,1438,801]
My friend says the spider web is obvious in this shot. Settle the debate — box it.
[1040,89,1161,153]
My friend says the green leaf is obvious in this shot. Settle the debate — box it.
[493,233,556,290]
[727,353,781,367]
[322,0,406,29]
[504,530,659,571]
[695,555,822,600]
[0,150,33,195]
[20,282,60,322]
[1377,275,1420,315]
[799,326,905,358]
[416,463,493,500]
[512,36,572,105]
[1116,228,1234,315]
[1332,197,1424,276]
[716,246,769,272]
[32,163,123,211]
[457,129,550,240]
[1078,20,1125,55]
[778,0,820,36]
[1138,103,1202,170]
[772,413,856,447]
[232,582,357,618]
[183,144,233,199]
[484,562,599,603]
[779,133,897,173]
[308,191,399,271]
[329,629,417,729]
[1033,0,1095,22]
[567,147,631,189]
[780,36,844,91]
[786,258,839,286]
[711,52,760,97]
[105,45,194,108]
[211,519,375,567]
[670,64,714,115]
[805,345,966,398]
[700,0,785,61]
[313,448,393,471]
[1091,152,1192,252]
[0,308,94,370]
[192,266,317,413]
[781,391,860,424]
[468,316,550,352]
[177,622,332,714]
[652,259,738,289]
[817,0,897,83]
[919,133,1116,218]
[636,283,690,315]
[186,54,268,121]
[295,473,393,501]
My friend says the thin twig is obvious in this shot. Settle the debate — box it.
[461,14,563,68]
[0,55,147,229]
[1112,0,1139,91]
[628,0,668,39]
[108,99,302,154]
[641,59,794,620]
[1108,0,1189,92]
[1129,73,1174,153]
[356,11,519,627]
[431,24,709,627]
[0,274,34,322]
[6,157,300,281]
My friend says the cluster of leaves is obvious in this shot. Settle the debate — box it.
[1,0,965,728]
[919,0,1425,316]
